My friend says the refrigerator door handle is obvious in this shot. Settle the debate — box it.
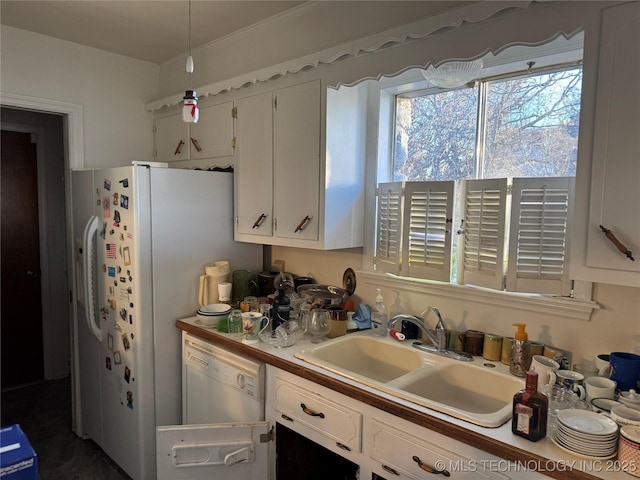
[83,215,103,342]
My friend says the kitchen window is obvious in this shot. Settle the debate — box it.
[375,63,582,297]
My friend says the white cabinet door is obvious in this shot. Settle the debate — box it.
[235,92,274,236]
[274,80,320,241]
[155,112,189,162]
[156,422,269,480]
[190,101,234,160]
[576,2,640,286]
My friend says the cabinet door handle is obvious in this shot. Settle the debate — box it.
[190,137,203,152]
[252,214,267,229]
[599,225,635,261]
[412,456,450,476]
[300,403,324,418]
[381,464,400,476]
[294,215,311,233]
[174,139,185,155]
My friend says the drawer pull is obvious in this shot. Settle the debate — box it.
[280,414,294,422]
[599,225,635,261]
[382,464,400,476]
[300,403,325,418]
[336,442,351,452]
[412,456,450,477]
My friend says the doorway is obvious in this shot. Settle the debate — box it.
[1,108,69,390]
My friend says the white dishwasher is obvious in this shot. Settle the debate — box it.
[156,332,269,480]
[183,333,265,424]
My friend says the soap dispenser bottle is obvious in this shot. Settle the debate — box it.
[510,323,532,377]
[371,289,388,337]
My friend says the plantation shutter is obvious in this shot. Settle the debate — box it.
[402,181,454,281]
[506,177,575,295]
[375,182,403,274]
[458,178,509,290]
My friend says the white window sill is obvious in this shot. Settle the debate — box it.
[358,271,599,321]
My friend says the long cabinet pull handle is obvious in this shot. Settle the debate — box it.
[294,215,311,233]
[300,403,324,418]
[174,139,185,155]
[190,137,202,152]
[252,214,267,229]
[412,455,450,476]
[599,225,635,261]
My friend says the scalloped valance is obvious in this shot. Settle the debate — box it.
[145,1,533,111]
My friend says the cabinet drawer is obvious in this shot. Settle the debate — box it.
[274,377,362,452]
[369,419,508,479]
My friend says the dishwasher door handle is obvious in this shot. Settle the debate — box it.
[171,441,253,468]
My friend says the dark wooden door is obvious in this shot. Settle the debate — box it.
[1,130,44,389]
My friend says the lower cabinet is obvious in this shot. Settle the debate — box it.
[266,366,544,480]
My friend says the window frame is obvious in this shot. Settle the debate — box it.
[363,44,597,320]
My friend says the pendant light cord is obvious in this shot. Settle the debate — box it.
[188,0,192,89]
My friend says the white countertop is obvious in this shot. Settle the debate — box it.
[179,316,632,480]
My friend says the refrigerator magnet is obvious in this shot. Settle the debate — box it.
[119,178,128,188]
[103,197,110,217]
[106,243,117,259]
[113,193,118,205]
[120,195,129,209]
[124,366,131,383]
[126,391,133,409]
[113,351,122,365]
[121,333,130,351]
[107,333,114,351]
[123,247,131,266]
[108,266,116,277]
[100,222,106,239]
[113,210,121,226]
[104,179,111,191]
[119,308,127,322]
[106,356,112,370]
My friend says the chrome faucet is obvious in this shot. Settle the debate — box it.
[388,308,473,362]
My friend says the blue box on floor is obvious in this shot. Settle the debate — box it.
[0,425,38,479]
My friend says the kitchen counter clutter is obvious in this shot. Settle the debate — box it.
[177,316,633,480]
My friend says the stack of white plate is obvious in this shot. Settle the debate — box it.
[552,409,619,459]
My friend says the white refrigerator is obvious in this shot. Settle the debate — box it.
[71,163,263,480]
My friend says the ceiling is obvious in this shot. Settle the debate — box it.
[0,1,305,64]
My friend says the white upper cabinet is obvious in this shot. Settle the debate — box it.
[233,79,366,250]
[571,2,640,287]
[154,101,234,163]
[234,92,274,237]
[273,80,321,242]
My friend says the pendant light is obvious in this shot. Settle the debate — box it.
[182,0,199,123]
[422,59,484,88]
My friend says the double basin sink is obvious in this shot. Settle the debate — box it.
[294,333,524,428]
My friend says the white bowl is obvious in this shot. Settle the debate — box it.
[196,303,231,326]
[611,404,640,427]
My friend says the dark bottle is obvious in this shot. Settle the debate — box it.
[272,288,290,328]
[512,370,548,441]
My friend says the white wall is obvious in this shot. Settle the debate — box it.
[1,25,158,168]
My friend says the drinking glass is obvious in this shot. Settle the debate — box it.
[307,309,331,344]
[227,309,243,338]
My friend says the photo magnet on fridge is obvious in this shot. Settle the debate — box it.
[124,366,131,384]
[104,179,111,191]
[103,197,110,217]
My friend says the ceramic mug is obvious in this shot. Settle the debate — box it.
[501,337,514,365]
[530,355,560,390]
[482,334,503,362]
[556,369,586,399]
[610,352,640,392]
[241,311,264,344]
[584,376,617,401]
[447,330,465,352]
[595,353,611,377]
[460,330,484,356]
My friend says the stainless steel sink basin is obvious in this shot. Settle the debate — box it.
[295,333,524,427]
